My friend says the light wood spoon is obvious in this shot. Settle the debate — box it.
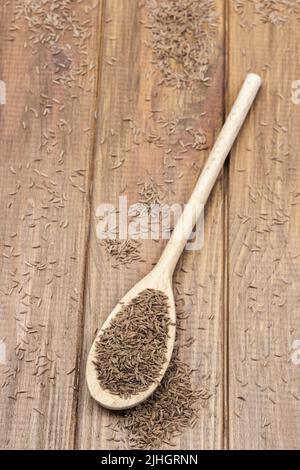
[87,73,262,410]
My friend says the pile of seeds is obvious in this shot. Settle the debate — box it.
[13,0,95,87]
[254,0,300,23]
[145,0,218,88]
[113,352,201,449]
[102,239,144,266]
[137,180,167,210]
[93,289,171,398]
[186,126,208,151]
[235,0,300,25]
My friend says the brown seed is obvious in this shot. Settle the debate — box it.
[145,0,218,88]
[116,350,201,449]
[93,289,171,398]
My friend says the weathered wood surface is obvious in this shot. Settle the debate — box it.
[1,0,300,450]
[76,0,225,450]
[227,2,300,450]
[0,0,102,449]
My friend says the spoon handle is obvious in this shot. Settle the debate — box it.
[157,73,262,275]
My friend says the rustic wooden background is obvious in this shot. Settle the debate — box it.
[1,0,300,450]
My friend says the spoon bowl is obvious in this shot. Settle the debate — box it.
[86,264,176,410]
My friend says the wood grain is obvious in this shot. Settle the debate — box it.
[3,0,300,451]
[76,0,225,450]
[227,3,300,450]
[0,0,102,449]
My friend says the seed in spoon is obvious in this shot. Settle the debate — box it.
[93,289,171,398]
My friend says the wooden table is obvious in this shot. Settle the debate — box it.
[1,0,300,450]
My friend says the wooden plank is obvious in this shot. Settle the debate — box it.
[228,2,300,450]
[0,0,102,449]
[77,0,225,450]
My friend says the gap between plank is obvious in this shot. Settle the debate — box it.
[224,0,230,452]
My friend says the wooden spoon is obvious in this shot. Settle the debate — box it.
[86,73,262,410]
